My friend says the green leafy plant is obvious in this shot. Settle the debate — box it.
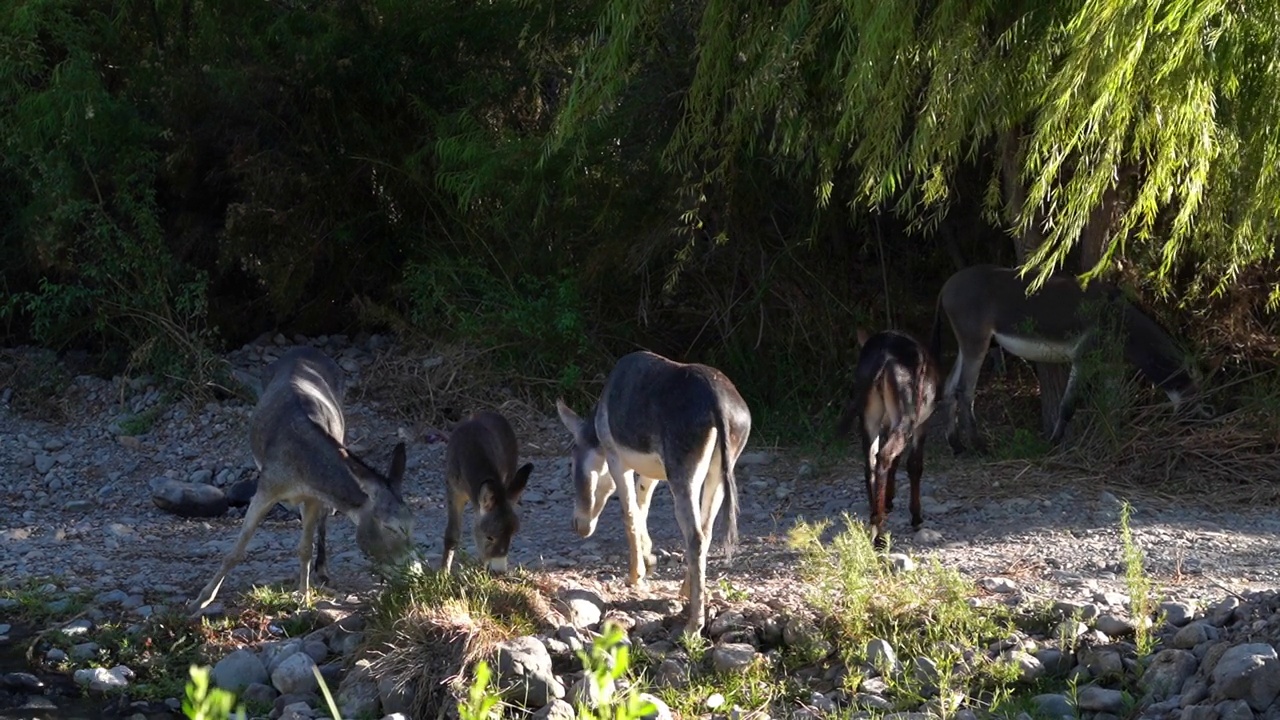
[1120,501,1160,656]
[182,665,246,720]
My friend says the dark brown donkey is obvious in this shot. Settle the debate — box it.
[930,264,1211,453]
[835,328,940,549]
[442,410,534,574]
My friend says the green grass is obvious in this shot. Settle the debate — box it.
[787,515,1046,714]
[0,580,90,624]
[1120,501,1162,657]
[117,404,165,436]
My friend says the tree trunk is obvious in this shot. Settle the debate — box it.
[1000,129,1069,439]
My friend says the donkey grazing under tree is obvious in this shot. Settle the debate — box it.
[556,350,751,638]
[931,264,1210,454]
[189,347,415,615]
[442,410,534,575]
[835,329,940,549]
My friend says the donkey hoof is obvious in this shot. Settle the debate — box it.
[644,554,658,572]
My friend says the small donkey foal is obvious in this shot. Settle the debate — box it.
[835,329,940,550]
[442,410,533,574]
[189,347,415,615]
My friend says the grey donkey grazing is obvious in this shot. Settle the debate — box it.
[442,410,534,574]
[189,347,415,615]
[556,350,751,637]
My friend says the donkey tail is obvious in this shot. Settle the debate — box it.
[713,406,740,561]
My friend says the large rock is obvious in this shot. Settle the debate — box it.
[271,652,320,696]
[558,589,604,629]
[1211,643,1280,710]
[212,649,268,693]
[711,643,759,674]
[337,660,381,719]
[150,477,229,518]
[495,636,566,708]
[1076,685,1126,714]
[1140,649,1198,702]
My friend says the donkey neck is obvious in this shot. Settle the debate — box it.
[1120,304,1195,396]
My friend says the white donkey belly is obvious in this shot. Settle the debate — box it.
[613,446,668,481]
[993,332,1083,363]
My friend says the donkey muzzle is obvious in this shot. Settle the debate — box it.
[572,516,596,538]
[486,556,509,575]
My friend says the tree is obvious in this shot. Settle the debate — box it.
[551,0,1280,435]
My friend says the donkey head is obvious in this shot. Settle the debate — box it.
[350,442,415,566]
[473,463,533,574]
[556,399,616,538]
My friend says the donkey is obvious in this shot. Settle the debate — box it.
[556,350,751,637]
[442,410,534,574]
[835,328,940,549]
[189,347,415,615]
[930,264,1209,454]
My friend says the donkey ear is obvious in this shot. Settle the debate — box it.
[556,399,584,439]
[478,481,498,511]
[856,328,870,347]
[508,462,533,503]
[387,442,407,491]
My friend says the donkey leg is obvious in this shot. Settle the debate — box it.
[669,481,710,637]
[871,430,909,550]
[605,455,646,587]
[698,445,727,543]
[190,492,277,614]
[955,351,988,454]
[635,476,660,572]
[312,512,329,587]
[860,432,874,516]
[297,500,325,599]
[441,485,468,573]
[1049,363,1082,446]
[906,436,926,531]
[866,435,888,548]
[885,455,901,512]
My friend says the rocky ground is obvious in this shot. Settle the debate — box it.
[3,334,1280,720]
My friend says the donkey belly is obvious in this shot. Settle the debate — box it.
[992,332,1081,364]
[613,446,668,481]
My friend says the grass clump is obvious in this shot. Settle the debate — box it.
[0,580,89,625]
[360,565,552,719]
[788,515,1029,710]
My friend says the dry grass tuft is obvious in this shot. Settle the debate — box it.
[360,567,556,719]
[956,373,1280,507]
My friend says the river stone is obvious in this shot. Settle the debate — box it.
[1161,601,1197,627]
[533,699,576,720]
[1032,693,1076,720]
[866,639,899,673]
[212,649,269,693]
[1218,699,1253,720]
[495,636,565,708]
[1174,622,1217,649]
[1076,685,1125,713]
[150,477,229,518]
[337,661,381,719]
[711,643,759,674]
[1211,643,1280,710]
[271,652,319,696]
[1140,649,1198,702]
[558,589,604,628]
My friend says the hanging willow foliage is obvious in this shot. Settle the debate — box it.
[550,0,1280,304]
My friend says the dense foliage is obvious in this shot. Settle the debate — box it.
[1,0,1277,431]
